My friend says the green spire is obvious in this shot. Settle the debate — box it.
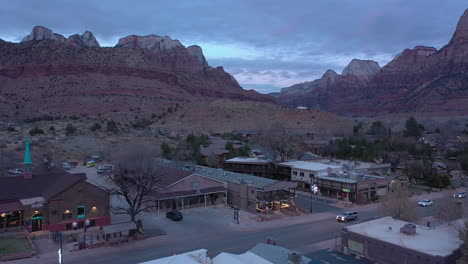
[24,139,32,165]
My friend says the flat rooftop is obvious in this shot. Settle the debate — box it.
[225,157,270,164]
[345,216,463,257]
[278,160,341,171]
[314,158,390,170]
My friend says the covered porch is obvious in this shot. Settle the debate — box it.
[154,187,227,213]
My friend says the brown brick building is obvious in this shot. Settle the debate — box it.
[0,140,110,232]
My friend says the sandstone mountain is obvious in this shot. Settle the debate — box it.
[0,26,348,134]
[277,9,468,116]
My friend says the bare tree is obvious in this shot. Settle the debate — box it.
[205,154,219,168]
[380,182,420,222]
[435,191,463,223]
[101,143,161,222]
[252,123,305,164]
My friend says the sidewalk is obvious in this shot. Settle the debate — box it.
[224,208,336,231]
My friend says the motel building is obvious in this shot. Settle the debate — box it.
[0,140,110,232]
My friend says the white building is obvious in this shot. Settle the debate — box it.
[278,160,341,189]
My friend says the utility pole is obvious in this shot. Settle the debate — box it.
[309,180,313,213]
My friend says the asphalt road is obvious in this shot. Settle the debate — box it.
[69,211,378,264]
[66,194,467,264]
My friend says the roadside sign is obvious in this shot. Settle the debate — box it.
[233,208,240,224]
[342,188,350,192]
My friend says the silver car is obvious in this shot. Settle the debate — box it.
[336,211,358,222]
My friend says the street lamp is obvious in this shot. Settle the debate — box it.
[310,181,313,213]
[310,182,318,213]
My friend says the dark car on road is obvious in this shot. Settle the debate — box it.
[454,192,467,199]
[336,211,358,222]
[166,210,183,221]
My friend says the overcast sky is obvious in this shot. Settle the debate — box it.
[0,1,466,93]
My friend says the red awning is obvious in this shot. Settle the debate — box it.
[0,200,23,213]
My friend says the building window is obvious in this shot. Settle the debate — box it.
[299,172,304,177]
[310,173,314,178]
[292,171,298,176]
[191,181,200,187]
[77,206,85,219]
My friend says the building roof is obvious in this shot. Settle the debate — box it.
[314,158,391,171]
[307,249,375,264]
[225,157,270,164]
[249,243,311,264]
[0,170,86,201]
[103,221,137,234]
[152,186,226,200]
[139,249,212,264]
[156,159,290,190]
[213,251,273,264]
[156,166,193,189]
[344,216,463,257]
[278,161,341,172]
[0,200,23,213]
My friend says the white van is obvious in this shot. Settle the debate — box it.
[97,164,113,174]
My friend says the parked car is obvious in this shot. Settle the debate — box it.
[97,164,113,174]
[8,168,23,175]
[336,211,358,222]
[454,192,467,198]
[85,160,96,168]
[89,155,102,161]
[166,210,183,221]
[62,162,72,170]
[418,199,433,207]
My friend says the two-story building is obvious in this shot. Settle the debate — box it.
[0,140,110,232]
[278,160,341,190]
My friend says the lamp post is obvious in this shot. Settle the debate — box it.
[309,181,313,214]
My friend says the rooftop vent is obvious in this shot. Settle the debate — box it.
[400,223,416,235]
[288,252,302,264]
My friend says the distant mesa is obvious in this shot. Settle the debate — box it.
[342,59,380,79]
[22,26,66,43]
[413,46,437,57]
[66,31,100,48]
[116,34,183,52]
[276,8,468,116]
[21,26,100,48]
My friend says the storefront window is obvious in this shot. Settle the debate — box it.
[77,206,85,219]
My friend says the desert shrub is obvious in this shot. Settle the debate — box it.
[132,119,153,129]
[106,121,119,133]
[90,123,102,132]
[65,124,77,135]
[29,127,44,136]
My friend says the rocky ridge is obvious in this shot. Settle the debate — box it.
[0,25,283,128]
[277,9,468,116]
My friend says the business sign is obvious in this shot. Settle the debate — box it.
[342,188,350,192]
[311,184,319,194]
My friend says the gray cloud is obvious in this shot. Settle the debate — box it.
[0,0,466,93]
